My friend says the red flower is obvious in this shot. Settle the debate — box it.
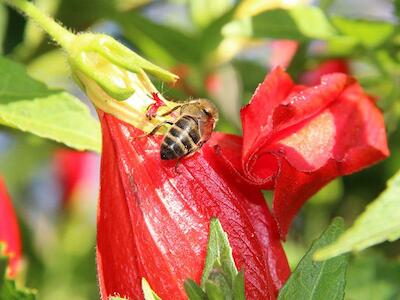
[0,177,22,277]
[97,112,290,300]
[216,67,388,237]
[96,67,388,299]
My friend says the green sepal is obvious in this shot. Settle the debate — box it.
[142,278,162,300]
[184,279,207,300]
[69,33,178,101]
[232,271,245,300]
[201,218,238,289]
[184,218,246,299]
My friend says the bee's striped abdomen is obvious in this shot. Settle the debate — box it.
[160,116,200,160]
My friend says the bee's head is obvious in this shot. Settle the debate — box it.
[196,99,219,121]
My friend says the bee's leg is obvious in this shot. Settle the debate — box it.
[135,121,173,139]
[160,105,183,117]
[174,156,184,174]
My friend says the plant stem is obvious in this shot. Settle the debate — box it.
[2,0,74,50]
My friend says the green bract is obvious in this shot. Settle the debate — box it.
[67,33,177,101]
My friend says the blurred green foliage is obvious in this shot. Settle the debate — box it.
[0,0,400,299]
[0,244,37,300]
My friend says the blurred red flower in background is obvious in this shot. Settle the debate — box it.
[0,177,22,277]
[54,149,89,205]
[96,67,388,299]
[53,149,99,207]
[268,40,299,68]
[300,59,349,86]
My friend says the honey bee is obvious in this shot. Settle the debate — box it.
[145,99,218,161]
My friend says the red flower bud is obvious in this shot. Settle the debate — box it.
[0,177,22,277]
[96,112,290,300]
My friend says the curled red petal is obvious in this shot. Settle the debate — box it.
[241,68,349,187]
[240,67,294,187]
[0,177,22,277]
[270,73,348,132]
[96,113,290,300]
[330,81,389,171]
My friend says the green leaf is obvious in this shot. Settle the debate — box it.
[232,271,245,300]
[331,16,394,48]
[57,0,115,30]
[205,281,225,300]
[0,56,101,152]
[184,279,207,300]
[0,245,37,300]
[116,12,201,66]
[315,171,400,260]
[189,0,232,28]
[196,6,236,59]
[396,0,400,17]
[206,269,232,298]
[222,7,336,40]
[325,35,358,56]
[318,0,336,12]
[141,278,162,300]
[201,218,237,289]
[0,3,8,54]
[0,133,53,194]
[184,218,245,299]
[278,218,349,300]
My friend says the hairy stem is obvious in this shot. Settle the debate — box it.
[2,0,74,50]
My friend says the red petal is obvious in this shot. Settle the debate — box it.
[0,177,22,277]
[330,81,389,171]
[270,73,348,132]
[97,113,290,300]
[275,80,388,236]
[241,68,348,186]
